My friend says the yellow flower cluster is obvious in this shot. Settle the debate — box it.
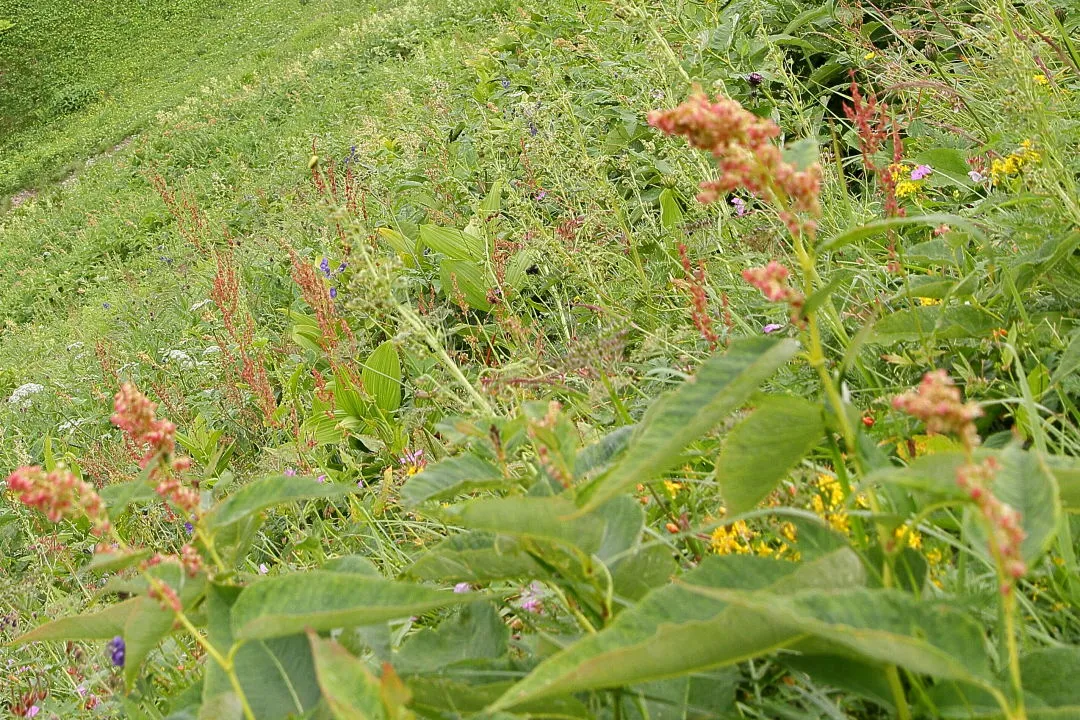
[991,139,1041,185]
[710,519,799,560]
[811,473,851,535]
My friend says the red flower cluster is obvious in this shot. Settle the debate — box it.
[891,370,982,450]
[111,384,198,514]
[7,465,110,536]
[956,458,1027,591]
[742,261,805,320]
[648,93,821,236]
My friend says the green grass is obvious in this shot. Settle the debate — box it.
[0,0,1079,716]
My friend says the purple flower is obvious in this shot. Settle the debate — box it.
[500,78,511,89]
[316,474,327,484]
[102,303,111,309]
[25,706,40,718]
[329,287,337,299]
[968,170,986,183]
[762,323,783,334]
[731,197,747,217]
[747,72,764,87]
[356,479,365,489]
[453,582,471,593]
[336,262,347,273]
[910,164,933,181]
[536,190,547,200]
[108,636,125,667]
[184,522,194,534]
[258,563,269,575]
[284,468,297,477]
[518,581,544,614]
[529,122,538,137]
[320,257,331,277]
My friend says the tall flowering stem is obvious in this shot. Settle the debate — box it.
[651,91,909,719]
[893,371,1027,719]
[6,465,111,536]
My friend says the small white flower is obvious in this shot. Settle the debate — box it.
[8,383,44,408]
[163,350,195,369]
[189,299,213,312]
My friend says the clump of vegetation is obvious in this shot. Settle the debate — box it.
[1,0,1079,718]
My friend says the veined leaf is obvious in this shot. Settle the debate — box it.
[403,531,545,583]
[438,496,605,554]
[577,338,799,512]
[490,549,864,710]
[820,213,985,252]
[206,474,357,529]
[439,259,492,311]
[123,599,175,689]
[419,224,484,261]
[400,454,504,507]
[231,571,476,641]
[716,395,824,514]
[990,445,1059,564]
[14,597,142,644]
[363,340,402,413]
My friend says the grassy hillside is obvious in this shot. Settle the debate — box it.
[1,0,1079,717]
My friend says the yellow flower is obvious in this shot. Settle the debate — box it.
[816,473,844,509]
[926,547,944,566]
[894,525,922,550]
[754,541,775,557]
[864,51,877,60]
[663,480,683,497]
[711,520,755,555]
[919,297,942,306]
[827,511,851,535]
[1034,74,1049,86]
[780,522,798,542]
[895,180,920,198]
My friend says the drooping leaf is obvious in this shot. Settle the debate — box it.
[400,454,504,507]
[100,478,158,516]
[716,395,824,514]
[990,445,1060,563]
[207,475,357,529]
[438,496,605,554]
[780,653,896,710]
[659,188,683,230]
[575,425,635,479]
[820,213,985,252]
[578,338,799,512]
[82,547,153,575]
[868,305,997,344]
[231,571,476,641]
[687,586,994,686]
[309,633,386,720]
[363,340,402,413]
[392,602,509,675]
[14,597,142,644]
[490,549,864,710]
[1021,646,1080,707]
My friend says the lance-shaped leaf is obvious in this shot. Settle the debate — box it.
[231,571,477,641]
[400,454,504,507]
[122,599,175,689]
[14,597,142,644]
[409,678,592,718]
[991,445,1060,564]
[438,496,605,554]
[685,586,994,686]
[490,548,864,710]
[716,395,824,514]
[206,474,357,529]
[309,633,386,720]
[577,338,799,512]
[419,224,484,261]
[403,531,545,583]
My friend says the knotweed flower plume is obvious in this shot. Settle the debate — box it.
[6,465,111,536]
[891,370,982,451]
[648,93,821,236]
[742,261,805,321]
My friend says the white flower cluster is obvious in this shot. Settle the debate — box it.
[8,383,44,409]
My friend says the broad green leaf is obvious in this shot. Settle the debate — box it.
[123,598,175,689]
[201,583,322,720]
[420,224,484,261]
[630,672,738,720]
[439,496,605,554]
[309,633,385,720]
[479,179,504,214]
[716,396,824,514]
[820,213,985,252]
[392,602,508,675]
[231,571,475,640]
[322,555,381,575]
[659,188,683,229]
[596,495,645,562]
[440,259,492,311]
[782,137,818,171]
[207,474,356,529]
[400,454,504,507]
[363,340,402,413]
[991,446,1060,564]
[578,338,798,512]
[610,544,677,603]
[14,597,141,643]
[403,531,544,583]
[575,425,634,479]
[82,547,153,575]
[1021,647,1080,707]
[376,227,418,267]
[490,549,864,710]
[688,586,993,685]
[780,653,896,709]
[1047,454,1080,513]
[868,305,997,344]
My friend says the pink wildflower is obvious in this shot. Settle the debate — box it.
[7,465,111,536]
[892,370,982,450]
[910,164,932,181]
